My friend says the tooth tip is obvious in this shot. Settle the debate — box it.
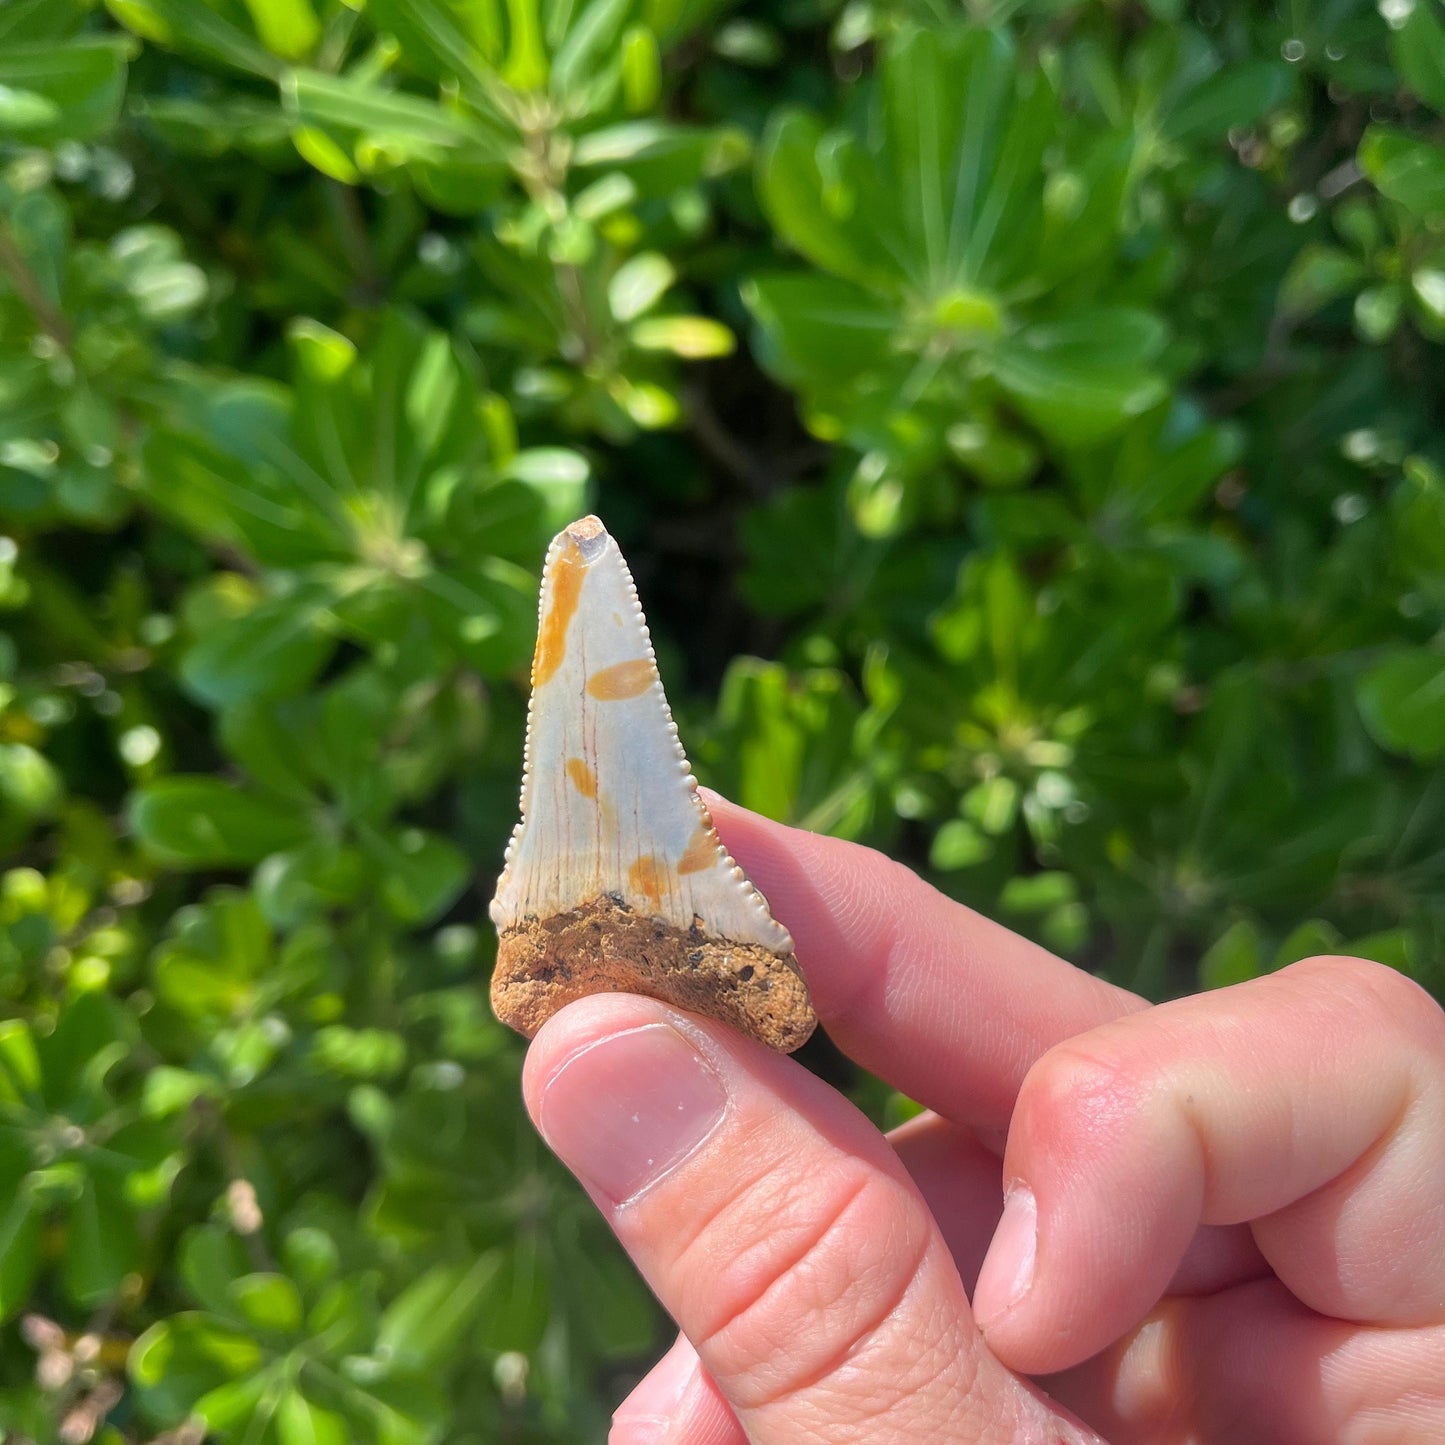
[563,514,610,560]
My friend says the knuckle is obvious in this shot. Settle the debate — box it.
[688,1160,934,1411]
[1015,1038,1155,1153]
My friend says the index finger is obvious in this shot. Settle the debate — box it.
[706,794,1144,1128]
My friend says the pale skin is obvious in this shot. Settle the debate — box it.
[521,796,1445,1444]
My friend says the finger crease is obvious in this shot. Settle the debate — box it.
[695,1173,875,1357]
[668,1149,781,1270]
[697,1175,942,1417]
[751,1221,941,1416]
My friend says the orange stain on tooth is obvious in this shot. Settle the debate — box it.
[677,826,719,875]
[566,758,597,799]
[586,658,655,700]
[532,535,585,687]
[628,855,665,907]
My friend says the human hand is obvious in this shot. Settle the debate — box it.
[521,796,1445,1443]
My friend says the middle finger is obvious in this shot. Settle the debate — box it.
[708,796,1145,1130]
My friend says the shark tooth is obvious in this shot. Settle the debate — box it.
[489,515,816,1053]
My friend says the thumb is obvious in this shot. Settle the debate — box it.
[523,995,1099,1444]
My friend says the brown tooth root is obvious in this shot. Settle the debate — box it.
[492,897,815,1054]
[489,515,817,1054]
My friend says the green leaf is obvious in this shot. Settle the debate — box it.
[140,414,345,569]
[230,1273,304,1335]
[194,1371,275,1432]
[141,1066,219,1119]
[757,111,887,288]
[707,660,863,829]
[478,1234,550,1351]
[0,1189,42,1322]
[557,1227,656,1358]
[0,84,59,129]
[608,252,674,321]
[1394,459,1445,596]
[0,0,82,46]
[621,23,660,111]
[129,778,312,867]
[277,1390,349,1445]
[1199,919,1264,989]
[303,1276,378,1356]
[758,26,1060,300]
[282,69,509,166]
[1360,125,1445,220]
[1274,919,1342,967]
[504,447,590,489]
[0,1021,41,1103]
[1160,60,1291,142]
[154,889,273,1018]
[501,0,547,90]
[739,480,858,617]
[415,556,538,677]
[181,583,339,708]
[376,1253,502,1371]
[1279,244,1367,317]
[572,121,750,193]
[1355,282,1403,342]
[929,818,991,870]
[630,315,734,357]
[743,274,896,385]
[283,1226,340,1288]
[0,38,133,142]
[0,743,61,823]
[255,838,367,925]
[105,0,280,78]
[242,0,319,60]
[364,0,505,100]
[1393,0,1445,112]
[963,775,1019,834]
[994,308,1167,447]
[1036,129,1134,287]
[38,990,123,1106]
[344,1370,447,1445]
[218,699,318,805]
[180,1226,250,1315]
[63,1174,139,1307]
[360,827,470,923]
[882,26,1054,292]
[1357,649,1445,761]
[1000,871,1077,913]
[129,1314,264,1426]
[551,0,633,102]
[1346,928,1416,975]
[311,1025,406,1080]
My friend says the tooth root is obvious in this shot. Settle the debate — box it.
[489,515,816,1053]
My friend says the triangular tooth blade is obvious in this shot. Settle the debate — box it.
[490,516,815,1053]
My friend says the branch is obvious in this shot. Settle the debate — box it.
[326,181,384,306]
[685,382,770,496]
[0,222,72,352]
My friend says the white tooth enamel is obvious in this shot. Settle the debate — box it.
[490,515,793,954]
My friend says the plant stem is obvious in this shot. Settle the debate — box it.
[327,181,384,305]
[0,222,72,352]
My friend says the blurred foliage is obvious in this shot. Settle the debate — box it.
[0,0,1442,1438]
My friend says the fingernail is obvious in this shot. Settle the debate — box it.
[537,1023,727,1205]
[610,1337,698,1443]
[973,1182,1037,1331]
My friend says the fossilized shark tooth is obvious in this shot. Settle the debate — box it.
[489,515,816,1053]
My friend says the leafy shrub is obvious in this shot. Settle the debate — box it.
[1,0,1442,1439]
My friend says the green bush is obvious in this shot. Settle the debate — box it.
[1,0,1442,1438]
